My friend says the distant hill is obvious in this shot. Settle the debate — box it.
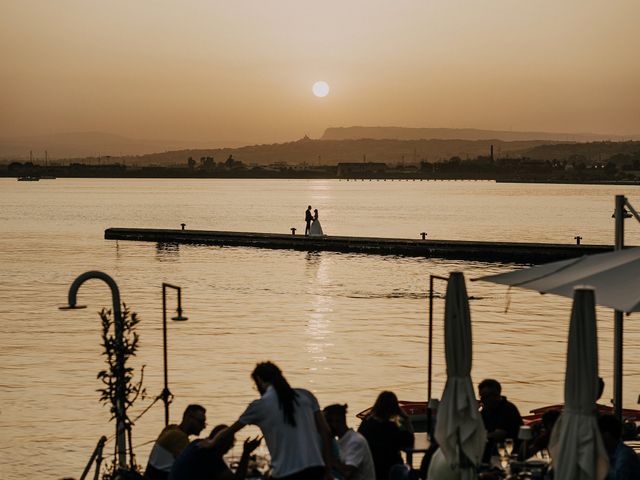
[321,126,639,143]
[0,131,244,160]
[519,141,640,162]
[121,137,565,167]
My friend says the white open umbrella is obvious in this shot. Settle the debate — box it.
[434,272,486,479]
[478,247,640,313]
[477,246,640,418]
[548,287,609,480]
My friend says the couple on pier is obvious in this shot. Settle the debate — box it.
[305,205,324,236]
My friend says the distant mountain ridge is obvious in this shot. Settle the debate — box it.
[5,128,639,165]
[321,126,639,143]
[121,137,565,167]
[0,131,244,160]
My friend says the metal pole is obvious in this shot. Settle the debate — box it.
[613,195,625,419]
[162,284,169,427]
[161,283,185,427]
[176,287,184,320]
[428,276,434,405]
[427,274,448,437]
[66,271,127,469]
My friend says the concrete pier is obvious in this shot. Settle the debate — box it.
[104,227,614,263]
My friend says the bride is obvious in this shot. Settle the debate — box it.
[309,208,324,236]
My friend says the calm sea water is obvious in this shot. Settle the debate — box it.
[1,178,639,479]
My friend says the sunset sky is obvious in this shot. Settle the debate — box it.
[2,0,639,144]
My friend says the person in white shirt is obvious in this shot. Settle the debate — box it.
[201,361,333,480]
[324,403,376,480]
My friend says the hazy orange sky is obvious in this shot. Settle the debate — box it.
[2,0,639,144]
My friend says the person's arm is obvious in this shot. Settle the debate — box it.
[314,410,336,480]
[385,420,414,452]
[199,421,246,450]
[333,439,367,480]
[225,436,261,480]
[398,410,415,434]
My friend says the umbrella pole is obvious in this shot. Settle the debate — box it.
[428,274,448,436]
[614,195,625,420]
[428,277,434,401]
[428,275,434,435]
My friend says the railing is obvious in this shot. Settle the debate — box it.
[80,436,107,480]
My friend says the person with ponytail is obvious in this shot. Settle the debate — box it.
[358,391,414,480]
[201,361,333,480]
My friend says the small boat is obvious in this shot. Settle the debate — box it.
[17,176,40,181]
[522,403,640,425]
[357,401,640,434]
[357,400,430,432]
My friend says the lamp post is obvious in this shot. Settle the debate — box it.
[60,271,128,469]
[612,195,640,419]
[161,283,188,427]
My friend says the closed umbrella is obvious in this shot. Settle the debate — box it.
[434,272,486,479]
[548,287,608,479]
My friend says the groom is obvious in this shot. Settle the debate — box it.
[305,205,313,236]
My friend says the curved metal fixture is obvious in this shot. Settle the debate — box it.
[61,271,127,468]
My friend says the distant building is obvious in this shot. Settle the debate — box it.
[337,162,387,177]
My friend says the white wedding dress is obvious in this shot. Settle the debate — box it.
[309,218,324,236]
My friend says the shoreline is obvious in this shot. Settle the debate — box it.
[4,173,640,186]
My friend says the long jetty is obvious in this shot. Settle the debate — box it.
[104,227,614,263]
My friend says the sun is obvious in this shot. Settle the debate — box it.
[312,81,330,98]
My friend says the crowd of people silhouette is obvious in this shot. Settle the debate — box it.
[141,364,638,480]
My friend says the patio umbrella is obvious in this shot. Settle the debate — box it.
[434,272,486,479]
[477,247,640,313]
[476,246,640,418]
[548,287,608,480]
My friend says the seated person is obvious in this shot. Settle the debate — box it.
[527,409,560,458]
[170,424,261,480]
[478,379,523,462]
[358,391,414,480]
[598,414,640,480]
[323,403,375,480]
[144,404,207,480]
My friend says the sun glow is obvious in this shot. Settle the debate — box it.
[312,81,330,98]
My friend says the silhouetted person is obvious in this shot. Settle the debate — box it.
[145,404,207,480]
[598,414,640,480]
[323,403,375,480]
[527,409,560,458]
[478,379,523,462]
[358,391,414,480]
[201,361,333,480]
[169,424,261,480]
[310,209,325,236]
[305,206,313,236]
